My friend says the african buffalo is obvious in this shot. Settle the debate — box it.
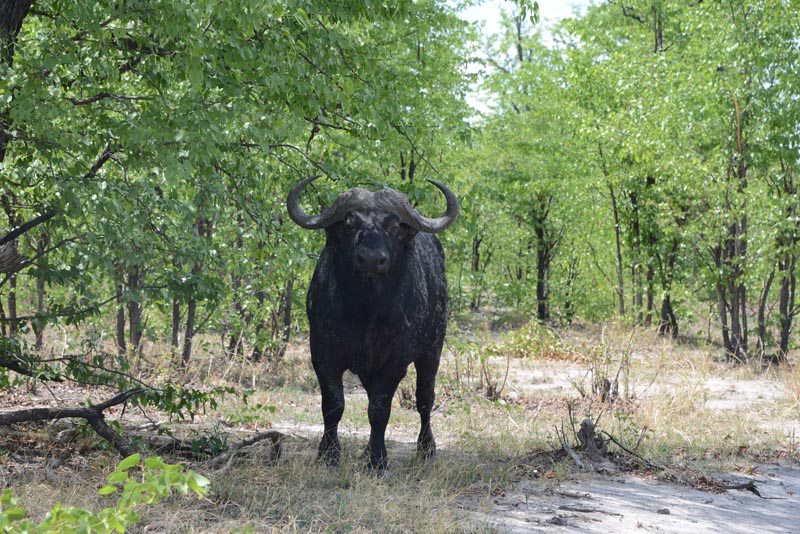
[286,176,458,473]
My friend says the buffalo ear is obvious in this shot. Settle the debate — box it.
[384,214,416,246]
[325,221,347,244]
[396,222,417,246]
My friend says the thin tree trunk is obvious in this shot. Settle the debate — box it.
[127,267,143,354]
[281,277,293,347]
[629,191,643,324]
[181,292,197,367]
[563,255,578,325]
[756,270,775,359]
[115,278,126,357]
[33,232,48,349]
[608,183,626,316]
[171,296,181,360]
[470,235,482,310]
[7,274,16,338]
[656,238,680,338]
[644,264,655,326]
[228,216,246,356]
[777,252,796,362]
[0,298,6,337]
[181,213,211,367]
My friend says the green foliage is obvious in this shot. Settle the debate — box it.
[501,322,573,360]
[0,0,476,412]
[0,454,209,533]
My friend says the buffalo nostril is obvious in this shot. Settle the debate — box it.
[378,256,388,267]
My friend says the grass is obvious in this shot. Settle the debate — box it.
[1,320,798,532]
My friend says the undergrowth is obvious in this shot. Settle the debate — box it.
[0,321,796,532]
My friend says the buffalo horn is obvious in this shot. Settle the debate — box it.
[287,176,458,233]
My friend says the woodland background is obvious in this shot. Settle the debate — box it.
[0,0,798,449]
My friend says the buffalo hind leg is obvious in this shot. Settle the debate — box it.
[414,355,439,459]
[315,367,345,466]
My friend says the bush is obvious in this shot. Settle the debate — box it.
[0,454,209,533]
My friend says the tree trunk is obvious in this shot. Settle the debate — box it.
[563,255,578,325]
[652,4,663,53]
[250,288,267,363]
[535,253,550,323]
[608,183,626,316]
[171,296,181,360]
[777,252,796,362]
[7,274,16,338]
[281,277,293,347]
[534,225,551,323]
[228,216,246,357]
[629,191,643,324]
[0,0,34,162]
[469,235,482,310]
[657,294,678,339]
[33,232,48,349]
[181,214,211,367]
[721,87,749,362]
[34,268,45,349]
[756,270,775,359]
[181,294,197,367]
[115,278,126,357]
[656,237,680,338]
[127,267,143,354]
[644,264,655,326]
[227,270,245,357]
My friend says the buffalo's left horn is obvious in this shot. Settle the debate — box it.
[402,179,459,234]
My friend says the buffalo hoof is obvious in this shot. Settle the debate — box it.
[366,465,391,479]
[317,450,341,468]
[417,441,436,460]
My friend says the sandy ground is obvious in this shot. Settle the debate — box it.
[464,462,799,533]
[3,343,798,533]
[451,355,800,533]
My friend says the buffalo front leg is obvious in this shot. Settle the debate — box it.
[364,372,405,473]
[315,366,345,466]
[414,356,439,459]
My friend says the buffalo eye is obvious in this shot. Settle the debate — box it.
[345,212,359,229]
[382,214,401,232]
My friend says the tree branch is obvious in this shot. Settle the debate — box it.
[68,92,152,106]
[0,209,58,248]
[0,388,145,457]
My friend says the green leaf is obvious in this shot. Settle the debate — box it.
[106,471,129,485]
[98,485,119,496]
[2,507,26,521]
[117,453,141,472]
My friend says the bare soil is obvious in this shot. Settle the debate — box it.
[468,462,800,533]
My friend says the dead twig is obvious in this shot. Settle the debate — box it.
[206,430,286,475]
[603,431,693,486]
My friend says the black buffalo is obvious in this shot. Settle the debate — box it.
[286,176,458,473]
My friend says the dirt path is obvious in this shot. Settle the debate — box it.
[467,463,799,533]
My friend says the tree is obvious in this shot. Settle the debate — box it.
[0,0,477,448]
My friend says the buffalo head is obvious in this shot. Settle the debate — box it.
[286,176,458,278]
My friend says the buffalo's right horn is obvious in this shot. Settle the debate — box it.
[286,175,329,229]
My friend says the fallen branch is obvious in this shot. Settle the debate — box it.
[558,422,585,469]
[0,388,144,457]
[206,430,286,473]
